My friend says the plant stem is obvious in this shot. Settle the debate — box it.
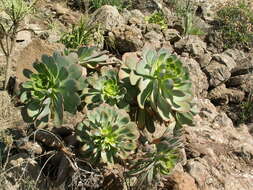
[3,55,10,90]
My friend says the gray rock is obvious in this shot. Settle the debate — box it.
[89,5,125,31]
[174,36,207,57]
[198,52,212,68]
[205,60,231,87]
[146,23,163,33]
[163,29,180,43]
[213,52,237,71]
[123,9,145,27]
[144,30,163,48]
[227,74,253,93]
[231,54,253,76]
[108,25,144,54]
[180,57,209,97]
[208,84,245,104]
[144,30,163,41]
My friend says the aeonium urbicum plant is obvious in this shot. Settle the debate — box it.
[120,48,196,129]
[20,52,85,126]
[126,134,181,189]
[82,67,128,110]
[76,104,139,164]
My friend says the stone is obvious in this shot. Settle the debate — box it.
[89,5,125,31]
[208,84,245,104]
[226,74,253,93]
[163,29,180,43]
[174,36,207,57]
[205,60,231,87]
[180,57,209,97]
[197,52,212,68]
[231,54,253,76]
[144,30,163,41]
[144,30,163,48]
[213,52,237,71]
[108,25,144,54]
[166,171,199,190]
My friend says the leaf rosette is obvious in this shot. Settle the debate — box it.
[82,67,128,109]
[127,135,180,188]
[20,52,84,126]
[76,104,139,164]
[121,48,196,128]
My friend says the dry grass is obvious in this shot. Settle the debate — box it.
[0,91,23,131]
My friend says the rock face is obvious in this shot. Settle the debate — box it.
[182,99,253,190]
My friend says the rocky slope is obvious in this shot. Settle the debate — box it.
[0,0,252,190]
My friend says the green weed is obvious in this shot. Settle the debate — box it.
[215,1,253,49]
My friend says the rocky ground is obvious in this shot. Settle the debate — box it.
[0,0,252,190]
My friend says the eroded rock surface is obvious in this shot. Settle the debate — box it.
[182,99,253,190]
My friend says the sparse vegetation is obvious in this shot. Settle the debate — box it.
[146,11,168,30]
[59,16,98,49]
[0,0,37,89]
[89,0,127,11]
[239,93,253,124]
[166,0,205,36]
[215,0,253,49]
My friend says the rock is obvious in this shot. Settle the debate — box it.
[89,5,125,31]
[224,49,246,62]
[15,39,64,83]
[16,30,32,48]
[163,29,180,43]
[108,25,144,54]
[145,30,163,41]
[231,54,253,76]
[198,3,215,21]
[174,36,207,57]
[146,23,163,33]
[213,52,237,71]
[197,52,212,68]
[208,84,245,104]
[184,99,253,190]
[144,30,163,48]
[166,171,199,190]
[122,9,145,28]
[204,60,231,87]
[226,74,253,93]
[180,57,209,97]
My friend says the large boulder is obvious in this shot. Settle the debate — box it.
[89,5,125,31]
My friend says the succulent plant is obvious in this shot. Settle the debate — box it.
[126,135,180,189]
[20,52,84,126]
[77,46,108,69]
[82,67,128,110]
[76,104,139,164]
[120,48,196,129]
[146,11,168,30]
